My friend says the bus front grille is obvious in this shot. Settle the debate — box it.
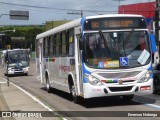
[98,71,140,79]
[109,86,133,92]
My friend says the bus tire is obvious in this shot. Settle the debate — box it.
[25,73,28,76]
[153,77,158,94]
[71,85,81,104]
[46,75,51,93]
[122,95,134,101]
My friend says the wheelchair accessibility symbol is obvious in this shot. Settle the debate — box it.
[120,57,129,66]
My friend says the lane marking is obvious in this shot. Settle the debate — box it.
[0,77,68,120]
[0,77,53,111]
[0,82,7,84]
[145,104,160,109]
[133,99,160,110]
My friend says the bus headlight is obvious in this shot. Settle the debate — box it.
[84,73,103,86]
[138,71,152,83]
[8,68,14,71]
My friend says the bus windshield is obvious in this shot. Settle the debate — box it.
[8,50,29,67]
[84,30,151,69]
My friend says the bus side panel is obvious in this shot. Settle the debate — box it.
[74,26,83,96]
[36,39,44,83]
[47,57,74,93]
[36,39,41,81]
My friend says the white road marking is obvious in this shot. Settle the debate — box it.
[0,82,7,84]
[145,104,160,109]
[0,77,68,120]
[133,99,160,110]
[1,77,53,111]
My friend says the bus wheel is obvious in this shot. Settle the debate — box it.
[71,85,80,104]
[153,77,158,94]
[25,73,28,76]
[46,76,51,93]
[122,95,134,101]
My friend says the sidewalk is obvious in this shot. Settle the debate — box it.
[0,77,59,120]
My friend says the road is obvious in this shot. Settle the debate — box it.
[1,60,160,120]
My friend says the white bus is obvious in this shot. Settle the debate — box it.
[36,14,157,103]
[2,49,30,76]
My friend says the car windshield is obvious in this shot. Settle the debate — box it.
[84,30,151,69]
[8,50,29,66]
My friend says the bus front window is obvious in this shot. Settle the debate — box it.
[8,50,29,67]
[84,31,151,69]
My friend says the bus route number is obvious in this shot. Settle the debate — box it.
[91,21,99,29]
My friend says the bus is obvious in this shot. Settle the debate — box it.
[36,14,157,103]
[2,49,30,76]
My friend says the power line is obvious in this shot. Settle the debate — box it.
[0,1,156,17]
[0,1,76,11]
[0,1,117,13]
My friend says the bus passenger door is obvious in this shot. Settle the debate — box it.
[39,39,43,83]
[75,26,83,96]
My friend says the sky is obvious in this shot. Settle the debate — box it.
[0,0,155,25]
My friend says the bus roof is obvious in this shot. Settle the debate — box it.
[36,14,144,40]
[36,18,81,40]
[85,14,144,19]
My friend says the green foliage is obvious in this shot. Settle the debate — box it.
[0,26,45,51]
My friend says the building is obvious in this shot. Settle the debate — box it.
[118,2,159,47]
[118,2,155,25]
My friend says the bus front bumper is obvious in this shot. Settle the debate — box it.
[7,67,29,75]
[83,78,153,99]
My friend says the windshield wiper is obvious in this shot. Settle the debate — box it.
[124,29,134,45]
[99,30,111,57]
[123,29,134,56]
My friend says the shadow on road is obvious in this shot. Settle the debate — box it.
[41,87,72,101]
[41,87,156,108]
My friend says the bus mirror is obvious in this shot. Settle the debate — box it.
[150,34,157,53]
[78,34,84,50]
[79,39,83,50]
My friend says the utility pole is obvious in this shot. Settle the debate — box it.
[155,0,160,48]
[113,0,125,6]
[67,10,83,17]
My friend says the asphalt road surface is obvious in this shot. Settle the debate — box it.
[1,60,160,120]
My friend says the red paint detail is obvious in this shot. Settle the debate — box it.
[101,80,106,83]
[59,65,71,72]
[52,58,55,62]
[140,86,151,91]
[118,2,155,18]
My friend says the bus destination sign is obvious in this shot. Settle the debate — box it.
[84,17,147,30]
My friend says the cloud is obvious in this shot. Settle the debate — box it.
[0,0,156,25]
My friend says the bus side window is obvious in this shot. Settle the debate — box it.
[59,33,62,56]
[68,29,74,56]
[48,36,51,57]
[43,37,48,57]
[56,34,60,56]
[62,31,67,56]
[36,40,39,58]
[53,35,56,56]
[50,35,54,57]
